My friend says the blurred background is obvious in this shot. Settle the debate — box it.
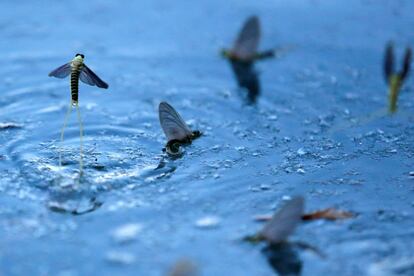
[0,0,414,275]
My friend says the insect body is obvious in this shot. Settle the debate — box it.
[49,54,108,105]
[158,102,201,156]
[384,43,411,113]
[49,54,108,176]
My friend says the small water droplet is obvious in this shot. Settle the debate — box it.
[195,216,220,229]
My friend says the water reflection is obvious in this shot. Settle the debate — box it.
[47,183,103,215]
[230,60,261,104]
[262,243,302,276]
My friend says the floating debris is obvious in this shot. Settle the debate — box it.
[302,208,354,221]
[255,207,354,222]
[111,223,143,243]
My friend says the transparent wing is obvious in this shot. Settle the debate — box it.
[159,102,192,141]
[401,47,411,82]
[48,63,71,78]
[384,43,394,83]
[233,16,261,59]
[80,64,109,88]
[260,197,304,244]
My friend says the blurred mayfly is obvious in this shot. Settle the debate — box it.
[244,196,324,269]
[158,102,201,156]
[384,42,411,113]
[49,53,108,175]
[221,16,279,102]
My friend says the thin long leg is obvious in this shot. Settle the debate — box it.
[76,104,84,176]
[59,101,73,167]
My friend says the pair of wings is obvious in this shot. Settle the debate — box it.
[384,43,412,83]
[232,16,261,60]
[48,62,109,89]
[259,197,304,244]
[159,102,193,141]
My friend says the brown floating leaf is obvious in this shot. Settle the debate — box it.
[254,208,354,222]
[301,208,354,221]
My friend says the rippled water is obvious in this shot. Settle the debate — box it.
[1,0,414,275]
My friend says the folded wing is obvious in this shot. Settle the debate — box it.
[159,102,192,141]
[233,16,261,60]
[260,197,304,244]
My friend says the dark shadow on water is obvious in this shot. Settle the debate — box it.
[262,243,302,276]
[229,60,261,104]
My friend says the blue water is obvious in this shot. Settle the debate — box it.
[1,0,414,275]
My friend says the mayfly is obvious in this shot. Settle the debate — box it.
[49,53,108,175]
[384,42,412,113]
[158,102,201,156]
[221,16,275,102]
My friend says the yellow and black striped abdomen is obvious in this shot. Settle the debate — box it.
[70,68,81,104]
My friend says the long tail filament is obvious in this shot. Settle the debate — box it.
[76,104,84,176]
[59,102,73,167]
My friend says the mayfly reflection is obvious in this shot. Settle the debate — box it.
[49,53,108,176]
[158,102,201,156]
